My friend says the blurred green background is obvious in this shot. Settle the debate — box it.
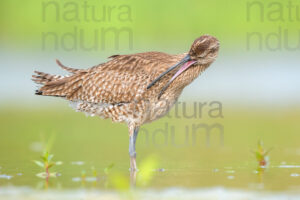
[0,0,300,193]
[1,0,298,53]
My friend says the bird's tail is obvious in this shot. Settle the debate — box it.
[32,60,86,99]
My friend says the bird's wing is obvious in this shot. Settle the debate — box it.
[76,65,150,104]
[35,52,181,104]
[76,52,177,104]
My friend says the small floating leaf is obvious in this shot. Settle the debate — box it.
[36,172,58,178]
[0,174,13,180]
[55,161,63,165]
[71,161,84,165]
[49,172,58,177]
[36,172,48,178]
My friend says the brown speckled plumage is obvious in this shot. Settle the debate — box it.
[32,35,219,171]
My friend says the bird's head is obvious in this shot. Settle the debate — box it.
[188,35,220,65]
[147,35,219,99]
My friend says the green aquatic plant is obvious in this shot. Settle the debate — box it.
[253,140,272,167]
[33,151,62,179]
[104,163,115,175]
[75,166,105,187]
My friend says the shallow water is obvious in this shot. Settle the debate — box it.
[0,107,300,199]
[1,158,300,190]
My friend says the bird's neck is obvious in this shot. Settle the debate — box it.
[179,63,210,88]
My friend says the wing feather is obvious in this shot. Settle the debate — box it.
[33,52,183,104]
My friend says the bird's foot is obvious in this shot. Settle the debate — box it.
[129,168,139,172]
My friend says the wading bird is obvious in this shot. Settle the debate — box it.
[32,35,219,171]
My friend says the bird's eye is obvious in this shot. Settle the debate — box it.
[208,49,217,56]
[197,52,206,58]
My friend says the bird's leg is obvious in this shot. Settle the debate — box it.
[130,170,137,187]
[129,126,139,171]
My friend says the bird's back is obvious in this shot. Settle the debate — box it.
[33,52,182,102]
[32,52,185,124]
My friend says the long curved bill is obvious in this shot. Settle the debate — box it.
[147,55,191,89]
[146,54,196,99]
[157,60,196,99]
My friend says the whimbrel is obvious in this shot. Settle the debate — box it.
[32,35,219,171]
